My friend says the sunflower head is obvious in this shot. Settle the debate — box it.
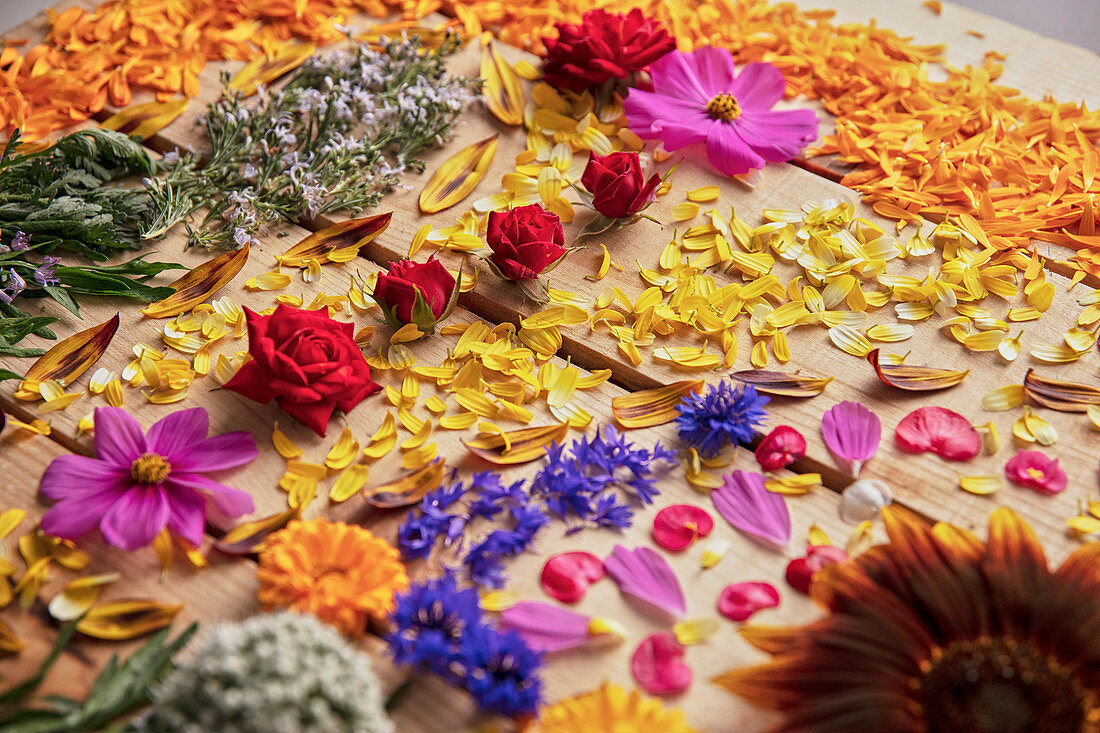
[716,506,1100,733]
[534,682,698,733]
[257,518,409,636]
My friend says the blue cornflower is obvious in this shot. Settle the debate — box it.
[387,573,482,675]
[675,380,770,458]
[460,626,543,717]
[468,473,528,520]
[587,493,634,531]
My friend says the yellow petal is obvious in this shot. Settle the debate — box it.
[481,40,524,126]
[959,475,1003,495]
[100,97,188,139]
[76,599,182,640]
[143,246,250,318]
[229,40,316,97]
[419,134,499,213]
[325,427,360,470]
[278,214,390,267]
[21,314,119,391]
[982,384,1025,411]
[673,617,720,645]
[272,422,303,459]
[329,464,372,503]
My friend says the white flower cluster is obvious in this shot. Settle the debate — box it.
[135,612,394,733]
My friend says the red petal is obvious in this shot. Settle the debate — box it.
[718,581,780,621]
[540,551,605,603]
[785,545,848,594]
[895,406,981,461]
[630,631,692,695]
[651,504,714,551]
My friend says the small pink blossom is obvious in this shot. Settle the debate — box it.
[1005,449,1067,494]
[754,425,806,471]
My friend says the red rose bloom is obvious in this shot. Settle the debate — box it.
[224,304,380,436]
[372,257,456,330]
[581,151,661,220]
[541,9,676,92]
[486,204,567,281]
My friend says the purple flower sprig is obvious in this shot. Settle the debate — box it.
[387,572,543,718]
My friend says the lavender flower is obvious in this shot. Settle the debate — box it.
[33,255,61,286]
[10,231,29,251]
[0,269,26,305]
[675,381,770,458]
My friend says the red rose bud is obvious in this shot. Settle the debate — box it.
[486,204,567,281]
[581,151,661,220]
[224,305,381,436]
[785,545,849,594]
[541,9,676,92]
[755,425,807,471]
[372,257,458,333]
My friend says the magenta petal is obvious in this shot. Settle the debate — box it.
[631,632,692,695]
[648,50,711,103]
[603,545,686,618]
[498,601,591,653]
[168,431,258,473]
[689,46,738,97]
[39,454,128,501]
[821,400,881,472]
[705,121,765,176]
[712,470,791,548]
[624,89,710,149]
[40,491,122,541]
[100,485,170,550]
[718,581,780,622]
[165,484,206,547]
[145,407,209,459]
[734,107,820,162]
[728,61,787,109]
[92,406,146,466]
[167,473,254,518]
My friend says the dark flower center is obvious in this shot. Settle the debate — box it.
[131,453,171,484]
[919,637,1091,733]
[706,94,741,122]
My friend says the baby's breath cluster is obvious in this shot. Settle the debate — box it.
[145,33,474,249]
[136,612,394,733]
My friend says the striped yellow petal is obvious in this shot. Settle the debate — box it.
[480,38,524,126]
[419,134,499,213]
[463,422,568,465]
[673,202,700,221]
[982,384,1025,411]
[1030,342,1085,363]
[612,380,704,428]
[215,509,299,555]
[100,97,188,139]
[866,324,914,342]
[278,213,391,267]
[828,325,873,357]
[22,313,119,392]
[143,245,249,318]
[76,599,181,640]
[364,459,445,508]
[329,464,372,503]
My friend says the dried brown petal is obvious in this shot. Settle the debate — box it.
[363,458,445,508]
[22,313,119,391]
[730,370,832,397]
[278,213,391,267]
[463,423,568,464]
[612,380,704,428]
[1024,368,1100,412]
[867,349,968,392]
[142,245,250,318]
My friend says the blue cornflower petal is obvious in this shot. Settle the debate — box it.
[675,380,770,458]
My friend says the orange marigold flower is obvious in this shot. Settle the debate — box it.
[257,518,409,636]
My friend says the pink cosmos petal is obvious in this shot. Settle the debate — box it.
[712,470,791,548]
[729,61,787,109]
[165,484,206,547]
[1004,449,1067,494]
[603,545,686,618]
[145,407,208,458]
[706,120,765,176]
[541,552,605,604]
[689,46,738,97]
[168,431,259,473]
[718,581,781,622]
[167,473,255,518]
[733,108,820,162]
[895,406,981,461]
[631,632,692,695]
[624,89,710,149]
[498,601,591,653]
[100,485,170,551]
[93,406,146,466]
[821,400,881,474]
[38,454,128,501]
[648,51,711,103]
[40,491,123,541]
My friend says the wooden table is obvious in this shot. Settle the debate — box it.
[1,1,1097,730]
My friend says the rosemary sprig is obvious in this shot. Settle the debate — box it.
[145,33,476,249]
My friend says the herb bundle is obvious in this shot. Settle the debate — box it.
[146,34,475,249]
[0,129,184,356]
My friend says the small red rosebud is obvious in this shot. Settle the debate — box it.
[755,425,807,471]
[785,545,849,594]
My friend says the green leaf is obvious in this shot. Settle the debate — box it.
[0,621,79,708]
[0,369,20,381]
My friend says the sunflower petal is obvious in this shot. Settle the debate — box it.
[142,245,249,318]
[278,213,391,267]
[363,458,445,508]
[867,349,968,391]
[419,134,499,213]
[21,313,119,392]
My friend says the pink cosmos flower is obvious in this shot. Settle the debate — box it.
[1004,449,1067,494]
[624,47,819,176]
[39,406,256,551]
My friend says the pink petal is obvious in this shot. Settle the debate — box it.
[652,504,714,552]
[895,406,981,461]
[734,107,820,162]
[168,431,258,473]
[705,121,765,176]
[821,401,881,471]
[38,454,128,501]
[711,470,791,548]
[604,545,686,618]
[623,89,710,149]
[631,632,692,695]
[100,485,170,550]
[718,581,780,622]
[498,601,591,653]
[145,407,209,458]
[541,552,605,604]
[40,491,123,541]
[728,61,787,109]
[166,483,206,547]
[648,51,711,104]
[92,406,146,466]
[167,473,254,518]
[688,46,738,97]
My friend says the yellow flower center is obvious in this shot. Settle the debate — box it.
[130,453,171,484]
[706,93,741,122]
[918,637,1089,733]
[1025,467,1046,481]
